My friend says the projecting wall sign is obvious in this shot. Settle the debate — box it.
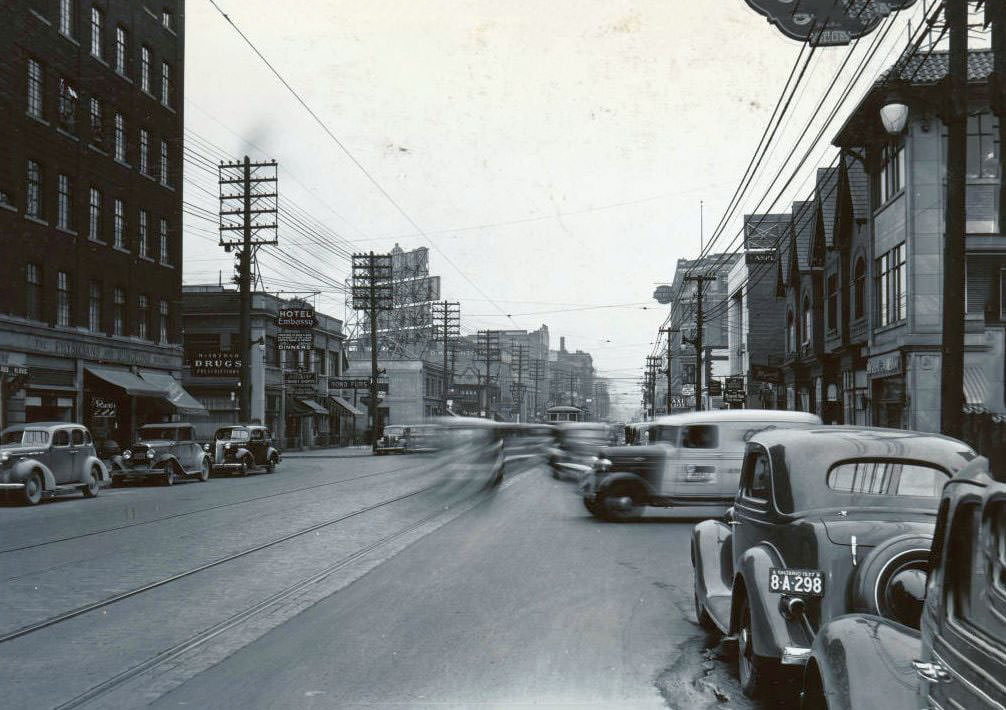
[743,0,919,46]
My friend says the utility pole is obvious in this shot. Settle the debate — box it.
[659,327,679,414]
[352,252,394,447]
[431,301,460,415]
[530,358,545,421]
[511,341,527,422]
[646,355,661,419]
[218,157,278,423]
[940,0,967,439]
[682,275,715,412]
[476,330,501,418]
[992,2,1006,262]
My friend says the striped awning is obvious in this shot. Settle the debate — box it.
[964,367,990,406]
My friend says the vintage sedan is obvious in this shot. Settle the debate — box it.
[374,425,408,455]
[113,423,211,486]
[212,425,281,475]
[800,454,1005,710]
[690,426,976,699]
[0,423,108,505]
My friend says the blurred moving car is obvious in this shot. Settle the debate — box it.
[113,423,212,486]
[435,417,505,487]
[690,426,976,699]
[375,425,408,455]
[403,424,439,453]
[800,454,1004,710]
[212,425,281,475]
[582,410,820,520]
[0,423,108,505]
[548,422,610,481]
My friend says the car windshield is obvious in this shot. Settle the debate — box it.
[563,426,608,442]
[384,427,405,437]
[215,428,250,441]
[139,427,176,441]
[1,429,50,446]
[826,460,949,499]
[650,425,679,444]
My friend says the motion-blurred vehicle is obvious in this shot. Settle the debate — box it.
[435,417,504,487]
[403,424,439,453]
[548,422,610,481]
[582,410,820,520]
[212,425,280,475]
[113,423,212,486]
[374,425,408,455]
[0,423,108,505]
[800,454,1004,710]
[624,421,654,446]
[690,426,976,699]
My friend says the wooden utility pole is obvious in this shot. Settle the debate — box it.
[659,327,679,414]
[646,355,661,419]
[940,0,967,438]
[683,275,715,412]
[530,358,545,421]
[218,157,278,423]
[352,253,393,447]
[511,342,527,422]
[476,330,501,418]
[992,2,1006,253]
[432,301,460,415]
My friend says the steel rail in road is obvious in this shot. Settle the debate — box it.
[0,461,422,555]
[50,458,537,710]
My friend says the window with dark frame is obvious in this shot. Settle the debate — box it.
[159,139,169,185]
[159,217,169,264]
[113,287,125,336]
[138,294,149,339]
[139,128,149,174]
[89,5,102,59]
[27,58,44,119]
[88,281,102,332]
[802,294,812,346]
[138,208,148,257]
[88,96,102,145]
[88,186,101,241]
[786,309,795,352]
[26,160,42,219]
[160,62,171,106]
[853,257,866,320]
[879,140,905,203]
[113,198,125,248]
[876,242,907,327]
[159,299,169,343]
[26,264,42,321]
[967,113,1000,180]
[57,271,71,327]
[59,0,74,37]
[827,273,839,332]
[114,25,127,75]
[57,174,71,230]
[140,45,151,93]
[114,113,125,162]
[162,8,172,29]
[57,77,77,131]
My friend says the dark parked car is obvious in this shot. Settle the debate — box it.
[690,426,976,698]
[212,425,280,475]
[113,423,211,486]
[800,454,1005,710]
[374,425,407,455]
[0,423,108,505]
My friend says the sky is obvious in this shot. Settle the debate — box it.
[181,0,934,420]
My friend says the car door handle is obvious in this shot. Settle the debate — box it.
[728,520,740,527]
[912,661,952,684]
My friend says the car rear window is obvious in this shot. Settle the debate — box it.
[827,460,949,498]
[72,429,84,445]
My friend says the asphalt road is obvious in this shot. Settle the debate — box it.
[2,449,766,709]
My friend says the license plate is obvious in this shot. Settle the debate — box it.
[768,568,825,597]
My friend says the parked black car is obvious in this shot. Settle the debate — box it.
[112,423,211,486]
[800,454,1005,710]
[212,425,280,475]
[691,426,976,698]
[0,423,108,505]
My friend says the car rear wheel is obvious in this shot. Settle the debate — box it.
[265,456,276,473]
[694,590,716,632]
[600,484,644,522]
[737,595,773,698]
[23,471,43,506]
[82,467,100,498]
[198,458,210,482]
[582,497,602,517]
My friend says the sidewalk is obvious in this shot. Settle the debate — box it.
[282,445,374,459]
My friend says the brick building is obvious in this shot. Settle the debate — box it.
[0,1,193,447]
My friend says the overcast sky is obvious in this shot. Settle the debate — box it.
[182,1,931,419]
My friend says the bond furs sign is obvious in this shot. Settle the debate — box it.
[190,351,242,377]
[277,306,317,329]
[743,0,919,46]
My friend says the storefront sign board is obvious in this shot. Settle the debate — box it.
[191,351,242,377]
[277,306,317,329]
[867,352,902,379]
[277,332,314,351]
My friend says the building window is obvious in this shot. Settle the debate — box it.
[113,287,125,336]
[59,0,74,37]
[114,25,127,75]
[802,295,812,346]
[876,242,907,327]
[140,45,150,92]
[853,257,866,320]
[159,299,169,343]
[159,218,169,264]
[88,280,101,331]
[26,160,42,219]
[139,128,149,174]
[113,113,125,161]
[138,294,149,339]
[88,96,103,145]
[162,8,172,29]
[879,141,905,203]
[138,209,148,257]
[113,198,125,248]
[27,58,44,119]
[57,174,71,230]
[159,140,169,185]
[826,273,839,332]
[683,363,696,385]
[88,187,101,241]
[967,113,1000,180]
[57,77,77,131]
[89,6,102,59]
[57,271,71,327]
[26,264,42,321]
[160,62,171,106]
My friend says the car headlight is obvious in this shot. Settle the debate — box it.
[123,450,132,460]
[592,457,611,473]
[1,451,9,464]
[147,450,155,460]
[203,443,210,452]
[225,443,231,450]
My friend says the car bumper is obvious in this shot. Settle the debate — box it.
[0,482,26,490]
[115,465,164,478]
[212,462,246,472]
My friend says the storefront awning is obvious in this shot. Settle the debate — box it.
[330,395,364,417]
[85,366,166,397]
[964,367,990,407]
[299,399,328,415]
[285,396,313,416]
[138,370,209,416]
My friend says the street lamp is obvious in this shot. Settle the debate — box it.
[880,99,909,135]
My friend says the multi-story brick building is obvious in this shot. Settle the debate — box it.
[0,1,192,448]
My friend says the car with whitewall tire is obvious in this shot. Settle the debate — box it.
[113,423,211,486]
[212,425,281,476]
[0,423,108,505]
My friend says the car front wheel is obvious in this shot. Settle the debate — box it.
[198,458,210,482]
[83,466,100,498]
[600,484,644,522]
[23,470,43,505]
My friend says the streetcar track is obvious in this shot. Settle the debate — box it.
[52,465,534,710]
[0,461,423,555]
[0,479,446,644]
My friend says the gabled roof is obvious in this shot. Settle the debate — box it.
[790,200,817,273]
[816,167,840,249]
[775,223,792,296]
[843,152,871,222]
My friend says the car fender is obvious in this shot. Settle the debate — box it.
[804,614,919,710]
[596,471,655,498]
[152,453,181,471]
[81,456,109,482]
[12,459,56,489]
[233,447,253,461]
[732,545,812,659]
[692,519,733,631]
[107,455,126,473]
[267,447,280,461]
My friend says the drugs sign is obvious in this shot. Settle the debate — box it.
[191,351,242,377]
